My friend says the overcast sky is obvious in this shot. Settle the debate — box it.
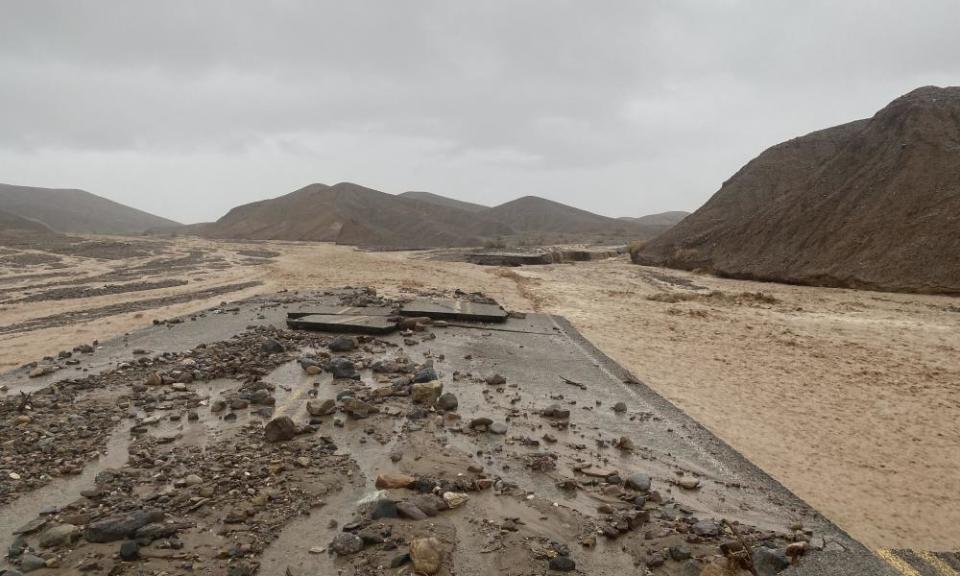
[1,1,958,224]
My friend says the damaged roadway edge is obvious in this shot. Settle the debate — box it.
[0,287,900,575]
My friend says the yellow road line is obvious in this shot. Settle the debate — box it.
[273,384,310,417]
[877,549,923,576]
[917,551,960,576]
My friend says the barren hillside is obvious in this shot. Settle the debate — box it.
[633,86,960,294]
[0,183,179,234]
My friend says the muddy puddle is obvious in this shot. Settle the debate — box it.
[0,424,130,554]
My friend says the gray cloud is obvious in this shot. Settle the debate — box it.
[1,0,958,223]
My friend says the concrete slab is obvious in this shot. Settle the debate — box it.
[285,313,397,334]
[400,298,508,322]
[286,304,394,319]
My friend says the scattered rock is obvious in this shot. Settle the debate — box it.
[549,556,576,572]
[409,537,443,575]
[328,335,357,352]
[443,492,469,508]
[411,381,443,405]
[485,373,506,386]
[119,540,140,561]
[329,533,364,557]
[625,472,651,492]
[612,401,627,413]
[692,520,720,537]
[264,416,297,442]
[436,392,458,411]
[38,523,79,548]
[330,357,359,379]
[375,473,416,489]
[306,399,336,416]
[260,338,284,354]
[84,509,164,543]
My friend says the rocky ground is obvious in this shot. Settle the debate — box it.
[0,289,848,576]
[1,235,958,555]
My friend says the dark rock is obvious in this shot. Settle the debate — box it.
[548,556,576,572]
[413,365,438,383]
[397,501,428,520]
[669,545,692,561]
[436,392,458,411]
[330,533,364,556]
[135,522,181,540]
[119,540,140,561]
[330,357,359,379]
[264,416,297,442]
[328,336,357,352]
[485,373,506,386]
[753,546,791,575]
[469,417,493,429]
[540,404,570,419]
[692,520,720,537]
[19,554,46,573]
[371,499,398,520]
[260,339,284,354]
[390,553,411,568]
[84,509,164,543]
[612,401,627,413]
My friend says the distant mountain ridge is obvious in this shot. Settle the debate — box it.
[0,183,179,234]
[633,86,960,294]
[191,183,677,248]
[399,191,488,213]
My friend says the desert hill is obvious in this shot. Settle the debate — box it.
[399,191,488,213]
[197,182,513,248]
[0,183,179,235]
[0,209,56,235]
[620,211,690,227]
[196,184,672,248]
[632,86,960,294]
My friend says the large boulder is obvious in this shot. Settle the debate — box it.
[84,510,164,543]
[264,416,297,442]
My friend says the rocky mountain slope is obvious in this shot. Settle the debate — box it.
[0,184,179,235]
[632,86,960,294]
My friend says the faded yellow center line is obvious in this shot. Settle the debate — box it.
[272,383,312,417]
[877,549,923,576]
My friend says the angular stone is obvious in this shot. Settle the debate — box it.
[84,509,164,543]
[330,533,364,556]
[306,399,336,416]
[411,381,443,405]
[328,335,357,352]
[436,392,458,411]
[264,416,297,442]
[39,524,79,548]
[375,473,416,489]
[409,537,443,575]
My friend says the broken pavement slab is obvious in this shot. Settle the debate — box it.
[400,298,508,323]
[0,289,903,576]
[285,313,397,334]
